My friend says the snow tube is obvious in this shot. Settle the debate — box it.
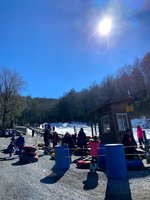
[127,159,144,170]
[38,143,44,147]
[19,154,38,164]
[50,149,55,159]
[22,151,37,156]
[50,153,55,159]
[74,148,88,156]
[23,146,37,153]
[19,146,38,163]
[77,159,91,169]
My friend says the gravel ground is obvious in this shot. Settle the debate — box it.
[0,135,150,200]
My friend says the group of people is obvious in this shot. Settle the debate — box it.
[122,124,146,160]
[61,128,100,172]
[43,126,89,150]
[5,122,146,171]
[62,127,89,150]
[43,126,59,148]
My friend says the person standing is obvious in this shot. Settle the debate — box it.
[137,125,145,148]
[15,134,25,157]
[122,129,137,160]
[32,129,35,137]
[89,136,100,172]
[43,128,50,147]
[77,128,87,149]
[72,126,77,145]
[62,132,74,153]
[51,131,59,148]
[52,126,55,131]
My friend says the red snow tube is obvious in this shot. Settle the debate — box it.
[23,146,37,153]
[77,159,91,169]
[19,146,38,163]
[20,155,38,163]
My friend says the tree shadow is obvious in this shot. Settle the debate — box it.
[40,165,68,184]
[105,178,132,200]
[83,171,99,190]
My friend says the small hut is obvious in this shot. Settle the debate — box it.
[89,98,134,144]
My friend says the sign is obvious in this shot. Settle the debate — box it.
[126,106,134,112]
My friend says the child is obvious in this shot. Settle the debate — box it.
[6,140,15,157]
[137,125,145,148]
[89,136,100,172]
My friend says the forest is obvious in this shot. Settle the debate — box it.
[0,52,150,127]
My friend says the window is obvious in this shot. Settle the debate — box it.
[116,113,129,132]
[101,115,110,133]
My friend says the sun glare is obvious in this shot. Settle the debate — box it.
[98,17,113,36]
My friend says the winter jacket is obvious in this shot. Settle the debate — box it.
[89,141,99,157]
[137,127,143,139]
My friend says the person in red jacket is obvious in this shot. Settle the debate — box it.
[89,136,100,172]
[137,125,145,148]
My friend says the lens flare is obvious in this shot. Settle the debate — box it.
[98,17,113,36]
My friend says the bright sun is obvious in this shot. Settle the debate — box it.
[98,17,113,36]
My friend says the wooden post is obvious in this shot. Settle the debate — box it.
[91,122,94,138]
[94,123,97,136]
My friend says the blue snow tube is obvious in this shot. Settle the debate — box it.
[127,159,144,170]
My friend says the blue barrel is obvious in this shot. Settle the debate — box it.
[55,145,70,170]
[105,144,127,179]
[98,143,106,168]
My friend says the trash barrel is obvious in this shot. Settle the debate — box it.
[105,144,127,179]
[55,145,70,170]
[98,143,106,168]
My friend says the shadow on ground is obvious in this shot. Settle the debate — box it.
[83,171,98,190]
[11,160,29,166]
[0,156,18,161]
[40,165,68,184]
[128,167,150,179]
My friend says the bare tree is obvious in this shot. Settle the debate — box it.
[141,53,150,96]
[0,68,25,128]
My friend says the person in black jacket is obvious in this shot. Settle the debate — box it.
[77,128,87,148]
[62,132,74,149]
[122,128,137,160]
[43,128,50,147]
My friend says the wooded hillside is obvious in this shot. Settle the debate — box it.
[1,52,150,127]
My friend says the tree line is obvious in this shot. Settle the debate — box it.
[0,52,150,127]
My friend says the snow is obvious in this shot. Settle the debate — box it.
[131,116,150,129]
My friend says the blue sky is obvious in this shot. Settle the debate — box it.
[0,0,150,98]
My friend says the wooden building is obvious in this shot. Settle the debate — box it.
[89,98,134,144]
